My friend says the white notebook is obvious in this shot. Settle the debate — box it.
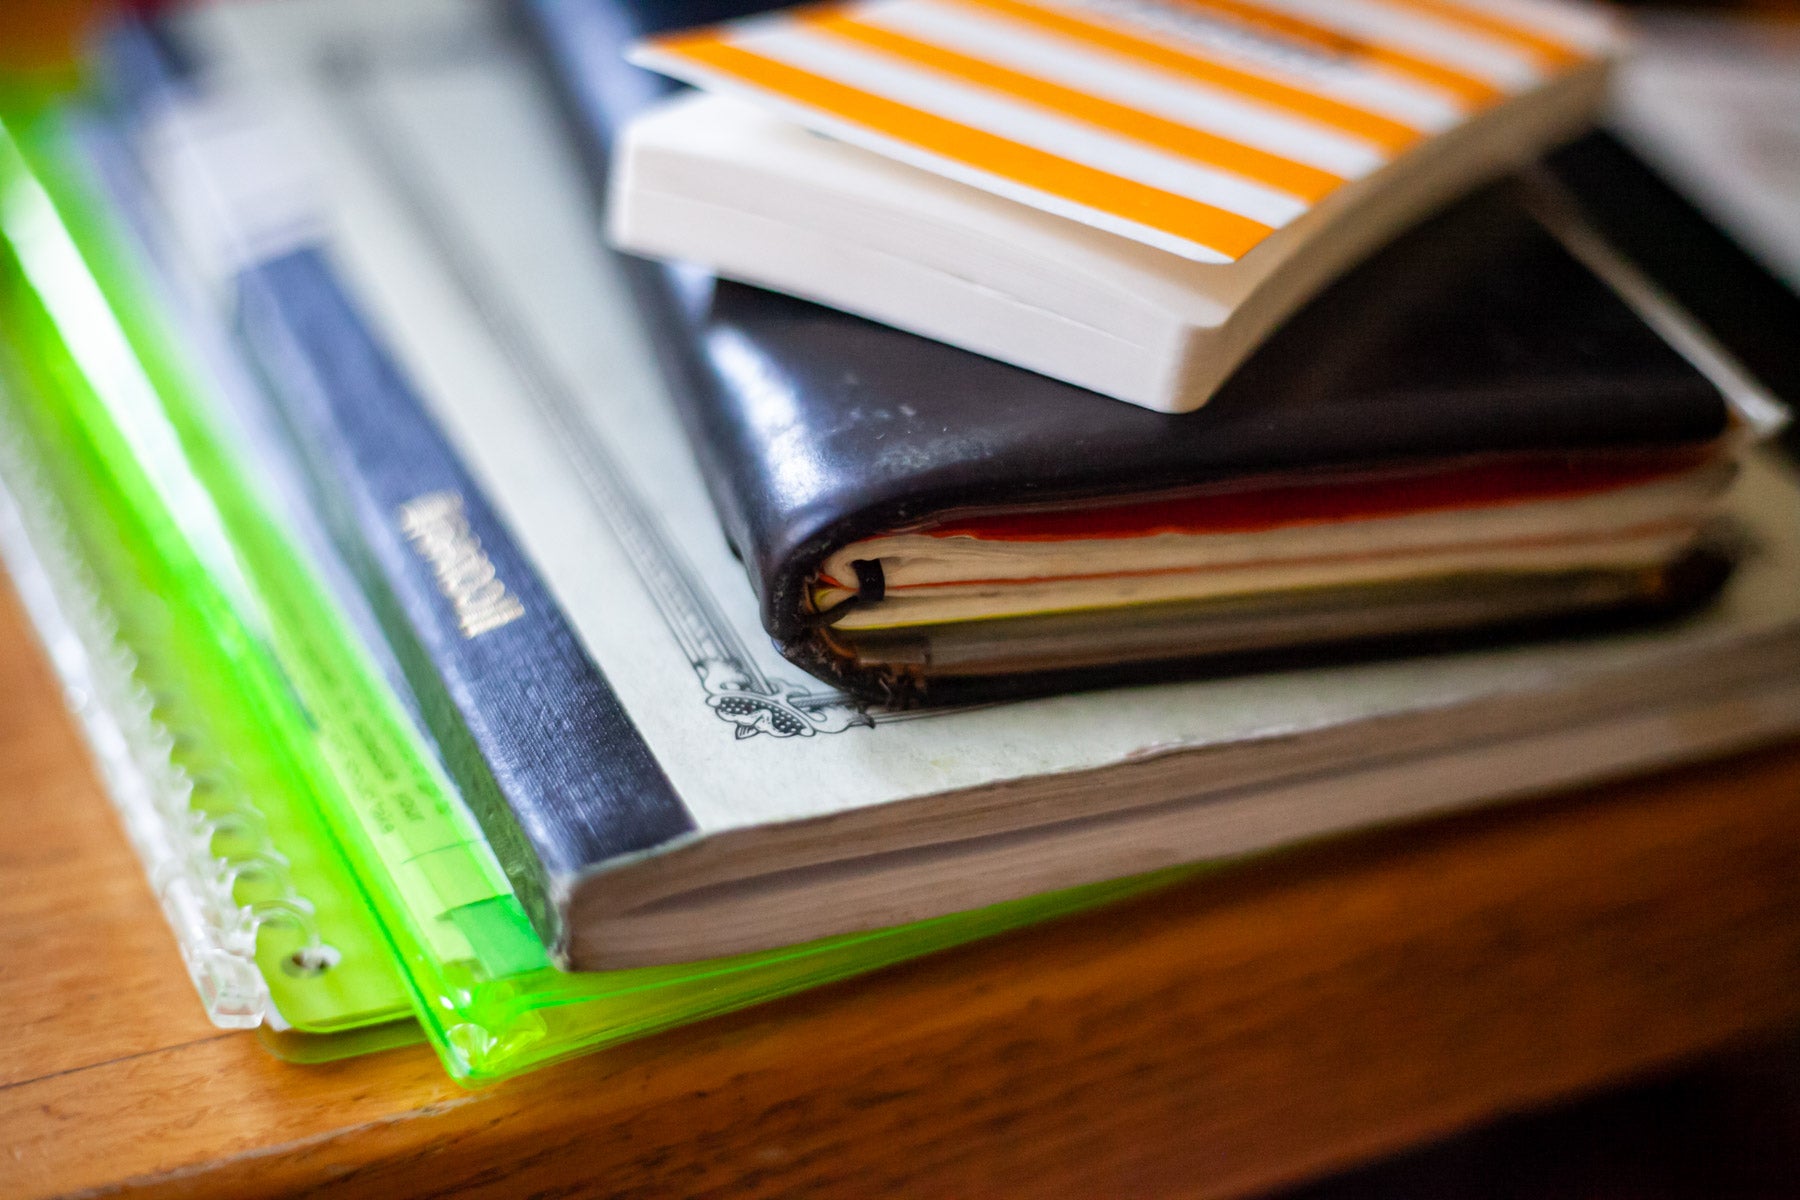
[614,0,1621,410]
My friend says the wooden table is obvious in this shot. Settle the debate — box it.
[4,578,1800,1200]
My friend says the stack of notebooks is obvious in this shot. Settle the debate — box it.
[1,0,1798,1083]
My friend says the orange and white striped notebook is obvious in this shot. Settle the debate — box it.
[630,0,1621,262]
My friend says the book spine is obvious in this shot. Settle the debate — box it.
[97,21,696,956]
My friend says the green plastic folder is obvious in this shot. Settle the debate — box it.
[0,104,411,1048]
[0,100,1191,1085]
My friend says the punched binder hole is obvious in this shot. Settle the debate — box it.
[285,944,341,977]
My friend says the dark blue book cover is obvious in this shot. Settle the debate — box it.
[92,20,696,959]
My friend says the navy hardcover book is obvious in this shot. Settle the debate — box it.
[94,21,694,957]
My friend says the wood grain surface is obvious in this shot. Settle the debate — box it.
[3,568,1800,1200]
